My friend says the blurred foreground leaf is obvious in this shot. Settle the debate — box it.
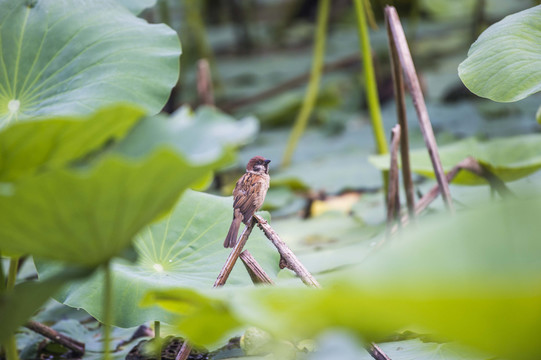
[0,104,145,182]
[0,149,221,265]
[369,134,541,185]
[459,5,541,102]
[146,196,541,360]
[37,190,279,328]
[0,103,258,263]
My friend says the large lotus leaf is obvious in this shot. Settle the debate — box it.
[458,5,541,102]
[0,149,225,265]
[0,104,145,182]
[0,0,180,127]
[145,196,541,360]
[369,134,541,185]
[36,190,280,328]
[0,266,91,344]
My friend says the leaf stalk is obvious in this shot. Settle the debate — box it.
[281,0,330,168]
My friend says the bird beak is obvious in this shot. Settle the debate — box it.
[264,159,271,165]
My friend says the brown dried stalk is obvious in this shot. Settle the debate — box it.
[389,156,513,236]
[411,156,512,218]
[25,320,85,355]
[253,214,320,288]
[240,250,275,285]
[214,220,256,287]
[175,341,191,360]
[368,343,392,360]
[385,6,454,213]
[386,125,402,234]
[386,15,415,218]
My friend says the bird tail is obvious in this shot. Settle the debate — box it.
[224,213,243,248]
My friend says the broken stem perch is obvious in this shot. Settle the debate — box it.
[213,215,390,360]
[253,214,320,288]
[214,220,256,287]
[240,250,275,285]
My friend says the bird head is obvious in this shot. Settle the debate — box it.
[246,156,271,174]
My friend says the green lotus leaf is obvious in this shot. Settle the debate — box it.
[0,104,145,182]
[458,5,541,102]
[0,0,180,127]
[0,149,225,265]
[37,190,280,328]
[368,134,541,185]
[146,196,541,360]
[0,266,91,344]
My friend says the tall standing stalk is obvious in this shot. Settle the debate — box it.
[4,257,20,360]
[154,320,161,338]
[353,0,389,194]
[281,0,330,168]
[103,261,113,360]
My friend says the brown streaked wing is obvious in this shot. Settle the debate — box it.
[233,173,265,223]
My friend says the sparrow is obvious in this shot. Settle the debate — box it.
[224,156,271,248]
